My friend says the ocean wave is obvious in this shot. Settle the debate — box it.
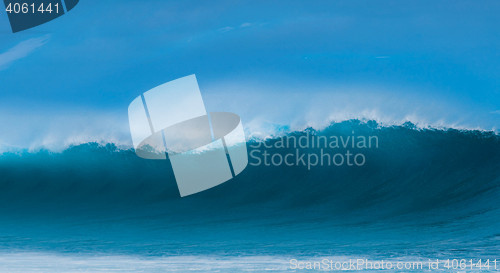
[0,120,498,212]
[0,120,498,256]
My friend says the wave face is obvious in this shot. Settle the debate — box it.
[0,120,499,258]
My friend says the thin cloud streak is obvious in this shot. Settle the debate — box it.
[0,35,50,70]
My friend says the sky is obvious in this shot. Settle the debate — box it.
[0,0,499,150]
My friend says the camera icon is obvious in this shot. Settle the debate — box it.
[128,75,248,197]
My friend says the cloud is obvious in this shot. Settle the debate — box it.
[218,22,255,33]
[0,35,50,70]
[218,26,234,32]
[490,110,500,115]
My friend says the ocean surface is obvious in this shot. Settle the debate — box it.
[0,120,498,272]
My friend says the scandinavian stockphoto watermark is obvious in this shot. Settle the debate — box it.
[127,75,377,197]
[128,75,248,197]
[289,258,499,271]
[249,131,379,169]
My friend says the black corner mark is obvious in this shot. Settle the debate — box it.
[4,0,79,33]
[63,0,77,11]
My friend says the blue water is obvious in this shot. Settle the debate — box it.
[0,120,498,271]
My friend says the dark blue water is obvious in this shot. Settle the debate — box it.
[0,120,498,271]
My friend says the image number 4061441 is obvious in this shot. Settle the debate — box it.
[3,0,79,33]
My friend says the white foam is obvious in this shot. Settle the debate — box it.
[0,252,290,272]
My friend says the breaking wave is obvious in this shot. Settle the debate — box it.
[0,120,498,257]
